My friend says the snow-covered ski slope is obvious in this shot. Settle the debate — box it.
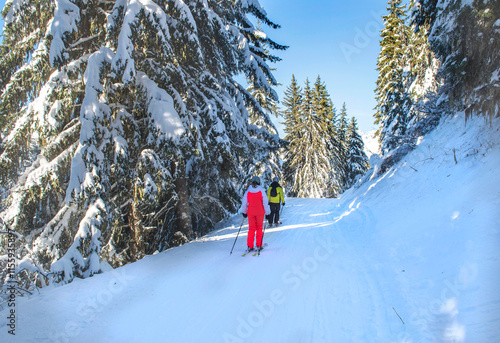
[1,112,499,343]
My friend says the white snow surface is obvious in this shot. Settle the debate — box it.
[1,112,499,342]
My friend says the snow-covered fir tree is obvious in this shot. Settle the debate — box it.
[281,76,364,197]
[369,0,498,179]
[403,17,442,139]
[244,80,284,190]
[374,0,412,155]
[374,0,498,163]
[244,65,284,189]
[336,103,350,191]
[345,117,369,188]
[405,20,438,102]
[0,0,285,288]
[281,74,302,192]
[283,77,334,198]
[325,102,342,197]
[311,77,340,197]
[414,0,500,120]
[293,79,331,198]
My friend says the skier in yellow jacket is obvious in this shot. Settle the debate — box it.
[267,177,285,227]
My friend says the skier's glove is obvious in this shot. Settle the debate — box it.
[242,213,247,218]
[282,202,285,207]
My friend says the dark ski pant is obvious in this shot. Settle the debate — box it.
[268,203,281,224]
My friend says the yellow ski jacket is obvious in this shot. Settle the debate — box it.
[267,182,285,204]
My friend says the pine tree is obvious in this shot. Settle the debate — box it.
[244,42,284,189]
[337,103,350,191]
[244,81,283,189]
[326,104,343,197]
[372,0,443,163]
[374,0,412,154]
[345,117,369,188]
[313,77,341,197]
[0,0,285,286]
[282,75,302,191]
[281,76,364,197]
[404,16,441,136]
[284,78,331,198]
[424,0,500,120]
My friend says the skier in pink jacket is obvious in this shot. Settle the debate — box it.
[240,176,271,253]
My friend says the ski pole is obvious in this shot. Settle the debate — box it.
[230,217,245,255]
[276,203,284,224]
[258,223,269,256]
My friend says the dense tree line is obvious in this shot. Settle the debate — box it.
[281,76,369,198]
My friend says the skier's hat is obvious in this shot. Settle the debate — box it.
[251,176,260,185]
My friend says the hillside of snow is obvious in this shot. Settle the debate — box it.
[1,112,499,342]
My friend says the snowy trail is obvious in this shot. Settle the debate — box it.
[215,198,393,343]
[123,197,398,343]
[2,198,403,343]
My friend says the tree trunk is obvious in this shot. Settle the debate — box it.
[130,192,145,260]
[174,162,192,242]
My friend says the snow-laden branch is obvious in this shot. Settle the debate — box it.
[48,0,81,66]
[50,199,108,283]
[65,47,113,204]
[110,0,171,83]
[136,72,185,143]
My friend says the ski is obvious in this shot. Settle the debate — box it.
[243,222,270,256]
[252,243,268,256]
[241,248,254,257]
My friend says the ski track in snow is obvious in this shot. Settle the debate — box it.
[1,113,499,342]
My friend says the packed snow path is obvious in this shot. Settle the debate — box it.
[1,113,499,342]
[5,199,404,343]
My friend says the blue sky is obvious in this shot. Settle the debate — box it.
[257,0,389,134]
[0,0,389,133]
